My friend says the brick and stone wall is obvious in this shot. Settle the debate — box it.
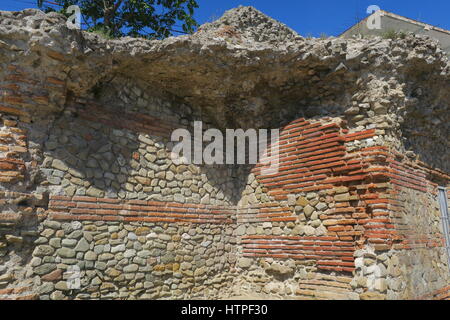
[0,7,449,300]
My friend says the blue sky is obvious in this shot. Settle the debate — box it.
[1,0,449,37]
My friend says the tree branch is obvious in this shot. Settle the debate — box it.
[113,0,123,12]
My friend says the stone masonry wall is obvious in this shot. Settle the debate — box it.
[0,7,449,300]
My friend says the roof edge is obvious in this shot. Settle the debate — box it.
[339,10,450,37]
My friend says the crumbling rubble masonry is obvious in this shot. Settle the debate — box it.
[0,7,449,300]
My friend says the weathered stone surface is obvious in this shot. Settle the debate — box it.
[57,248,76,258]
[123,264,139,273]
[360,292,386,300]
[85,251,98,261]
[0,5,449,302]
[303,205,314,218]
[75,238,90,252]
[41,269,63,281]
[296,197,309,207]
[5,235,23,244]
[34,264,57,275]
[265,264,294,277]
[52,159,68,171]
[33,246,55,257]
[86,187,105,198]
[238,258,252,269]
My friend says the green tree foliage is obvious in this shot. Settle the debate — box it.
[37,0,199,39]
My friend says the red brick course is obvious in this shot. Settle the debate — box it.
[48,195,235,224]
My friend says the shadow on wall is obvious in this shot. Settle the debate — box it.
[38,111,245,206]
[400,62,450,173]
[35,70,359,208]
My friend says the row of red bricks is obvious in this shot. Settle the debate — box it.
[242,235,352,241]
[257,146,346,182]
[49,213,234,224]
[237,216,297,223]
[298,280,351,291]
[0,104,31,118]
[259,159,350,184]
[74,102,185,139]
[257,122,403,246]
[242,235,356,272]
[265,153,345,183]
[50,195,230,209]
[388,159,429,193]
[0,158,26,170]
[265,173,369,195]
[279,120,375,145]
[387,149,449,194]
[260,140,342,165]
[242,250,354,261]
[236,214,296,224]
[242,252,355,273]
[254,165,373,190]
[322,144,397,246]
[273,148,348,173]
[236,202,298,223]
[277,125,375,151]
[252,143,345,177]
[241,237,355,246]
[0,286,32,295]
[258,146,391,194]
[388,148,450,186]
[0,116,28,183]
[389,160,427,179]
[1,66,56,115]
[278,127,341,151]
[237,205,292,214]
[391,179,427,193]
[49,195,235,224]
[5,64,65,90]
[0,285,38,300]
[242,246,354,255]
[0,295,39,301]
[417,285,450,300]
[49,196,401,236]
[276,133,400,244]
[253,120,344,160]
[280,119,335,136]
[277,132,344,156]
[0,160,26,183]
[49,200,235,215]
[386,153,447,249]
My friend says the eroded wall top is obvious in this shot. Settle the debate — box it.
[0,6,449,170]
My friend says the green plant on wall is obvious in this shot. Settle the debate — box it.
[381,29,407,39]
[37,0,199,39]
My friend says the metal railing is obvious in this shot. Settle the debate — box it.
[438,187,450,271]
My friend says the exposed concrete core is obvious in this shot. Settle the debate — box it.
[0,6,449,300]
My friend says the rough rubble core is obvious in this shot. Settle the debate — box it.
[197,6,301,43]
[0,7,449,300]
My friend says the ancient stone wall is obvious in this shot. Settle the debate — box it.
[0,7,449,300]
